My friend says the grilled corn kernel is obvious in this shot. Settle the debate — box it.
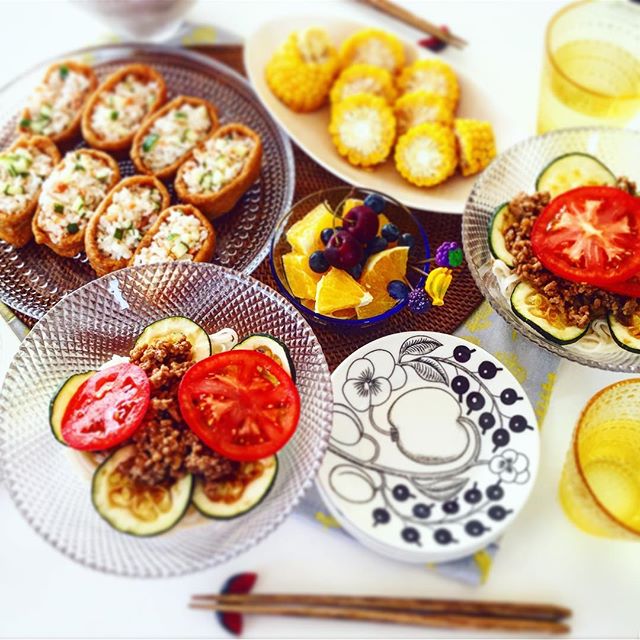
[394,122,457,187]
[397,59,460,110]
[265,28,339,112]
[330,64,397,104]
[329,94,396,167]
[454,118,496,176]
[394,90,453,135]
[339,29,405,74]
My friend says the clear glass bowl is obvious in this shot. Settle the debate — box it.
[0,262,333,577]
[270,187,430,329]
[0,43,294,319]
[462,126,640,372]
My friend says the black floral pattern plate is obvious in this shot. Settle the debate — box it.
[316,331,540,563]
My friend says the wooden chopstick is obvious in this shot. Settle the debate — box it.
[189,601,570,634]
[357,0,468,49]
[191,593,571,621]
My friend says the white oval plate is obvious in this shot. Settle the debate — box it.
[244,16,524,214]
[316,332,540,564]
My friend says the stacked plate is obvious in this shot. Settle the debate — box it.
[316,332,540,563]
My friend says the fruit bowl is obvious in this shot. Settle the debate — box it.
[270,187,430,328]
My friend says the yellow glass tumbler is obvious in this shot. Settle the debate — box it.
[537,0,640,133]
[559,379,640,539]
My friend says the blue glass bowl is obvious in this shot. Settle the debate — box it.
[270,187,430,329]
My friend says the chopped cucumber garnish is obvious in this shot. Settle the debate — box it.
[67,222,79,234]
[54,203,64,213]
[59,65,69,80]
[142,133,159,153]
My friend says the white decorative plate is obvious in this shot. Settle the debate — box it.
[316,332,540,563]
[244,16,524,214]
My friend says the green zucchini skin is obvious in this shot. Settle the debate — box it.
[134,316,211,362]
[535,152,616,197]
[91,445,193,537]
[192,456,278,520]
[488,202,515,267]
[608,314,640,354]
[511,282,589,345]
[234,333,296,381]
[49,370,96,445]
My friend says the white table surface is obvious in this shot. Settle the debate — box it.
[1,1,640,638]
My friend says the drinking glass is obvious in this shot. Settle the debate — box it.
[537,0,640,133]
[559,379,640,539]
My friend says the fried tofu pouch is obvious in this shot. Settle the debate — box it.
[174,123,262,219]
[85,175,170,276]
[0,136,60,247]
[82,64,167,152]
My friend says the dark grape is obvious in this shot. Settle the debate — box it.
[392,484,412,501]
[486,483,504,501]
[464,520,488,537]
[412,503,432,519]
[500,388,522,405]
[509,415,532,433]
[442,499,459,514]
[451,375,470,397]
[434,528,455,545]
[478,361,501,379]
[492,428,510,451]
[463,484,482,505]
[372,508,390,525]
[479,412,496,432]
[453,345,475,363]
[401,527,421,544]
[466,391,485,413]
[488,505,511,521]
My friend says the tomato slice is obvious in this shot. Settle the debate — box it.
[601,274,640,298]
[531,186,640,287]
[178,350,300,461]
[61,363,151,451]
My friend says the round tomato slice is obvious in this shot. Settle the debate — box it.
[178,350,300,461]
[61,363,151,451]
[531,186,640,287]
[601,274,640,298]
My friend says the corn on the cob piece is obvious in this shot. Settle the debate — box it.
[394,122,457,187]
[329,94,396,167]
[394,90,454,135]
[330,64,397,104]
[454,118,496,177]
[397,59,460,110]
[265,28,339,112]
[339,29,405,74]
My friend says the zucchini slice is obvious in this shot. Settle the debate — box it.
[192,456,278,520]
[234,333,296,380]
[511,282,589,344]
[49,370,95,444]
[608,314,640,353]
[535,153,616,197]
[92,445,193,536]
[134,316,211,362]
[488,202,515,267]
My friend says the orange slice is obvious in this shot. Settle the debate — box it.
[282,252,321,300]
[361,246,409,293]
[286,203,335,256]
[315,267,372,315]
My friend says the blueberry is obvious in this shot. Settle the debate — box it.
[387,280,409,300]
[412,503,432,519]
[363,193,385,214]
[453,345,475,363]
[308,250,329,273]
[367,236,389,255]
[320,228,334,245]
[381,223,400,242]
[398,233,415,248]
[372,508,390,525]
[349,263,363,280]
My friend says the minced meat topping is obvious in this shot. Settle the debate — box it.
[503,177,639,329]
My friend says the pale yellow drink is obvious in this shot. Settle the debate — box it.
[537,1,640,133]
[559,379,640,539]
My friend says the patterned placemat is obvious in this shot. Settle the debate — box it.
[9,44,484,369]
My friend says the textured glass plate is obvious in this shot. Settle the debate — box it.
[0,263,333,577]
[0,44,294,319]
[463,127,640,372]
